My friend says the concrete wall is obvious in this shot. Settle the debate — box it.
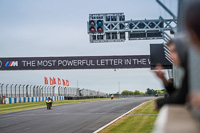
[4,96,64,104]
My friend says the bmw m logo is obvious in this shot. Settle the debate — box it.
[5,61,18,67]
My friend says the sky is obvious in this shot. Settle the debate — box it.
[0,0,178,94]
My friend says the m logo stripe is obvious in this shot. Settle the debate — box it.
[5,61,10,66]
[9,61,13,66]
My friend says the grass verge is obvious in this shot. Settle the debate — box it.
[0,98,110,114]
[99,99,159,133]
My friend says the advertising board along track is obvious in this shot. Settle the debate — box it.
[0,55,150,70]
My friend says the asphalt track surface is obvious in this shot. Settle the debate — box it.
[0,97,155,133]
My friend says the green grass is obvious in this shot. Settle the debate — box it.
[100,100,159,133]
[0,98,110,114]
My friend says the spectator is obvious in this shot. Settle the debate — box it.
[154,64,175,96]
[185,1,200,119]
[185,1,200,51]
[154,34,189,110]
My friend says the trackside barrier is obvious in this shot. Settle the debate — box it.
[0,83,108,100]
[4,96,64,104]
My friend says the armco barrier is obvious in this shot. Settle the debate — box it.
[4,96,64,104]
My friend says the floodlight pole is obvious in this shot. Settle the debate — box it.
[118,81,120,95]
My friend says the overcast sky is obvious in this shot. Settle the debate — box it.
[0,0,178,93]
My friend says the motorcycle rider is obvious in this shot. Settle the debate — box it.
[111,94,114,100]
[46,96,53,108]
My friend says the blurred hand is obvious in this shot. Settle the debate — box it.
[191,91,200,108]
[153,64,165,80]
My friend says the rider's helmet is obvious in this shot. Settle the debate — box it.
[48,96,50,99]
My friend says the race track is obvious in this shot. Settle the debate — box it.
[0,97,155,133]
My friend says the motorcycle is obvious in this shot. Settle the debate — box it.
[46,99,52,110]
[111,95,114,100]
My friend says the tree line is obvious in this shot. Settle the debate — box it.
[121,88,165,96]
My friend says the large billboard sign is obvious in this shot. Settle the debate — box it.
[0,55,150,70]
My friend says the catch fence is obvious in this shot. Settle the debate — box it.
[0,83,107,98]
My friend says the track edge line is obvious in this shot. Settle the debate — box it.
[93,99,153,133]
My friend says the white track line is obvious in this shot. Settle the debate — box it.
[93,101,149,133]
